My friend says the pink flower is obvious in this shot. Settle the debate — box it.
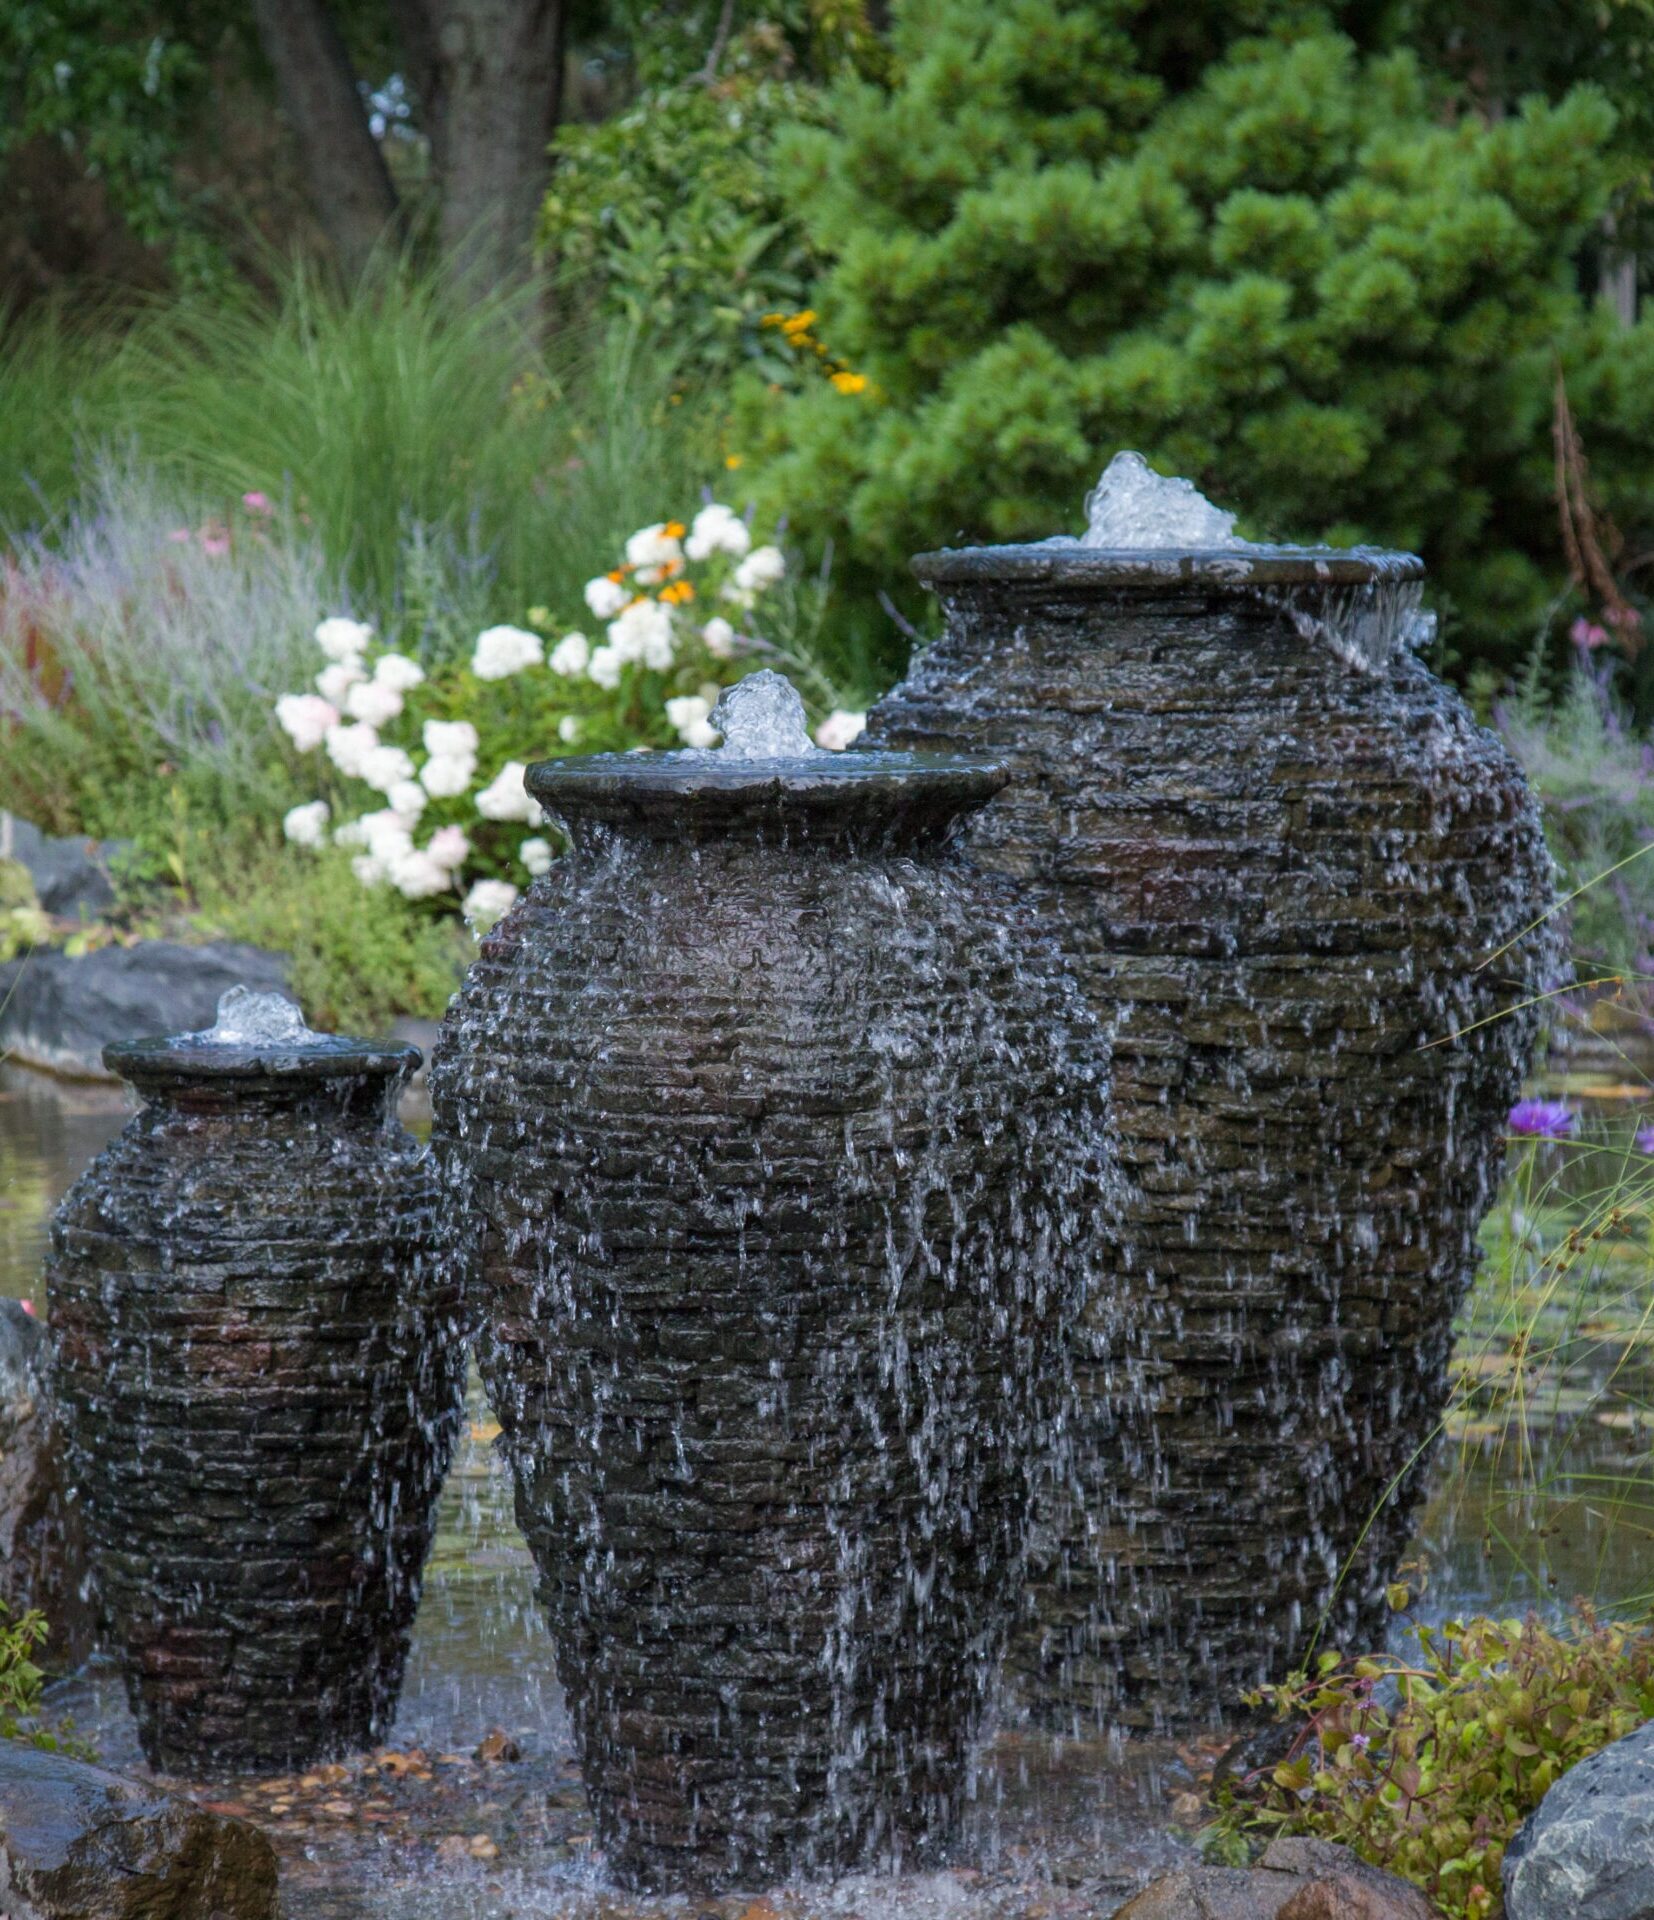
[166,528,192,544]
[241,490,274,515]
[1571,617,1609,651]
[200,534,230,557]
[19,1300,36,1318]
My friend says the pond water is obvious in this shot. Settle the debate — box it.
[2,1056,1651,1917]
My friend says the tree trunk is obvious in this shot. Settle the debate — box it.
[251,0,401,282]
[425,0,566,287]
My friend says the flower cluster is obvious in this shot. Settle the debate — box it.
[272,506,866,928]
[760,310,871,396]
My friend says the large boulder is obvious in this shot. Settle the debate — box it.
[1504,1719,1654,1919]
[0,1303,93,1668]
[0,1741,278,1919]
[1113,1838,1434,1919]
[0,943,292,1080]
[0,815,125,920]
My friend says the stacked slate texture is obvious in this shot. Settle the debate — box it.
[48,1044,464,1774]
[869,550,1559,1728]
[430,756,1115,1892]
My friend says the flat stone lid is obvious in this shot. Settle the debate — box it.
[527,750,1008,837]
[913,543,1424,589]
[104,1032,419,1086]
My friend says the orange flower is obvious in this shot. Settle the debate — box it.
[607,566,629,582]
[660,580,696,605]
[663,520,687,539]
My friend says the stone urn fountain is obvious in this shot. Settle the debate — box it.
[867,456,1560,1729]
[47,989,464,1775]
[429,672,1114,1892]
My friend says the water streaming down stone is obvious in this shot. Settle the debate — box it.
[427,672,1119,1893]
[45,989,466,1774]
[867,459,1562,1729]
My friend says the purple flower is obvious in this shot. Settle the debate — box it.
[1508,1100,1576,1140]
[1635,1126,1654,1156]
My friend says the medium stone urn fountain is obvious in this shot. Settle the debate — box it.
[867,456,1560,1728]
[47,989,464,1774]
[428,672,1114,1892]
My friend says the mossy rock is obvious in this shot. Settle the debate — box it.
[0,858,40,912]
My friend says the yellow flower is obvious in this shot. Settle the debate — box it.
[526,605,552,627]
[831,370,869,395]
[660,580,696,605]
[783,309,817,335]
[725,453,744,470]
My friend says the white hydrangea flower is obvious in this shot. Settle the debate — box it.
[356,808,416,858]
[316,616,375,662]
[520,835,554,877]
[685,503,751,562]
[463,878,519,933]
[733,545,785,594]
[625,523,684,577]
[720,582,756,611]
[584,575,631,620]
[476,761,537,823]
[424,719,479,758]
[387,779,427,821]
[607,598,675,670]
[316,661,365,705]
[390,848,452,900]
[360,744,417,794]
[324,720,380,779]
[700,616,737,659]
[472,624,545,681]
[351,852,389,887]
[276,694,340,753]
[420,751,476,799]
[427,824,470,872]
[282,800,331,848]
[665,694,718,748]
[373,652,425,692]
[587,645,622,690]
[549,631,590,675]
[557,715,582,744]
[815,709,868,751]
[345,678,404,728]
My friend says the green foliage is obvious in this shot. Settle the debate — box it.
[184,830,468,1033]
[0,1604,48,1740]
[1211,1611,1654,1919]
[749,2,1641,676]
[542,60,825,380]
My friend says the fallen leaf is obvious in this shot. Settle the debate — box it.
[468,1834,499,1860]
[475,1729,522,1764]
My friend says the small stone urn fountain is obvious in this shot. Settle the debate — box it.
[47,989,464,1775]
[429,672,1114,1892]
[868,456,1560,1728]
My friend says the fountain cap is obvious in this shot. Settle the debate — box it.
[528,669,1007,841]
[103,986,420,1088]
[912,542,1424,591]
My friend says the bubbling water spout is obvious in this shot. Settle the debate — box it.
[708,668,819,759]
[186,985,315,1048]
[1080,451,1242,551]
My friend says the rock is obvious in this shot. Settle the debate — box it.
[1113,1838,1434,1920]
[1504,1718,1654,1919]
[0,1741,279,1919]
[0,1301,94,1668]
[0,814,125,920]
[1212,1718,1304,1794]
[0,942,292,1080]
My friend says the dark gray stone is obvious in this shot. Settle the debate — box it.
[429,715,1117,1893]
[0,1300,94,1668]
[0,814,126,920]
[1504,1719,1654,1919]
[871,544,1559,1728]
[0,1739,279,1919]
[46,1021,465,1774]
[0,943,291,1080]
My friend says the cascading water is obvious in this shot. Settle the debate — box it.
[46,990,465,1774]
[867,456,1561,1729]
[427,671,1119,1893]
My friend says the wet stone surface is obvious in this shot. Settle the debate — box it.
[874,554,1561,1729]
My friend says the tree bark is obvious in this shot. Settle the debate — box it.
[425,0,566,287]
[250,0,401,282]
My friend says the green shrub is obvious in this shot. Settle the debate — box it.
[747,2,1642,677]
[1210,1610,1654,1919]
[0,1600,85,1755]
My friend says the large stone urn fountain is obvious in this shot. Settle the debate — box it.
[867,456,1560,1728]
[429,673,1114,1892]
[47,990,464,1774]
